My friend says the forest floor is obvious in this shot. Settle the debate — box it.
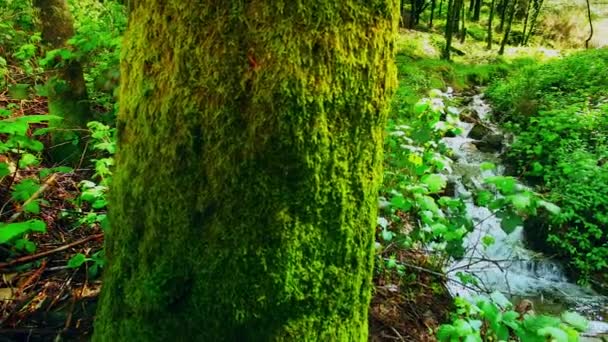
[0,92,101,341]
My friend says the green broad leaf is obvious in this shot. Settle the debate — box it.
[414,102,430,115]
[431,223,448,235]
[484,176,517,194]
[390,196,412,211]
[18,153,40,168]
[495,324,510,341]
[468,320,483,331]
[454,319,473,336]
[475,190,494,206]
[12,179,41,201]
[15,238,36,253]
[0,220,46,244]
[510,193,532,211]
[490,291,512,309]
[381,229,393,242]
[422,174,447,193]
[503,310,520,323]
[523,315,561,332]
[482,235,495,248]
[385,257,397,269]
[539,200,561,215]
[480,162,496,171]
[538,327,569,342]
[67,253,89,268]
[500,211,523,234]
[8,83,29,100]
[561,311,588,331]
[463,334,482,342]
[417,195,440,214]
[437,325,455,341]
[0,162,10,178]
[92,199,107,209]
[23,201,40,214]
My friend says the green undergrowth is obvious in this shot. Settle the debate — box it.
[392,31,537,114]
[487,48,608,283]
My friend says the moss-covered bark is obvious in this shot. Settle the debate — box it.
[34,0,91,163]
[94,1,397,340]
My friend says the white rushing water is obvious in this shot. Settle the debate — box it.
[442,92,608,324]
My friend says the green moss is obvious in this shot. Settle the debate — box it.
[94,1,398,341]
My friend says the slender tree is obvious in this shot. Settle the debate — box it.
[498,0,508,32]
[94,1,398,341]
[585,0,594,48]
[499,0,516,55]
[521,0,532,45]
[523,0,544,45]
[460,0,467,43]
[472,0,482,21]
[487,0,497,49]
[443,0,455,59]
[430,0,437,28]
[33,0,91,163]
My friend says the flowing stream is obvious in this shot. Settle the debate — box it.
[441,90,608,337]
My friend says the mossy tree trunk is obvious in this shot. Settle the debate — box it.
[34,0,91,163]
[94,1,397,341]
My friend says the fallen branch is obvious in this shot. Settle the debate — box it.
[7,173,58,223]
[0,233,103,269]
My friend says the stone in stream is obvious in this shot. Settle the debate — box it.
[460,108,480,124]
[467,123,492,140]
[473,133,504,153]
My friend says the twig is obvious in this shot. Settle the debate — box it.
[7,174,58,223]
[389,326,406,342]
[0,234,103,269]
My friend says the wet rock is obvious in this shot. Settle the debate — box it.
[460,108,480,123]
[444,180,457,197]
[467,123,492,140]
[473,134,504,153]
[444,130,457,138]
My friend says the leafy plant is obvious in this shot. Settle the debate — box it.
[438,293,589,342]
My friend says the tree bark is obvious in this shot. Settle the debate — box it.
[521,0,532,45]
[523,0,544,45]
[430,0,437,28]
[487,0,497,49]
[443,0,455,59]
[472,0,482,21]
[33,0,91,163]
[585,0,594,48]
[498,0,508,32]
[499,0,516,55]
[93,1,397,341]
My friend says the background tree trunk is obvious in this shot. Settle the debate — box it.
[521,0,532,45]
[585,0,594,48]
[94,1,398,341]
[472,0,482,21]
[498,0,508,32]
[499,0,516,54]
[430,0,437,27]
[487,0,497,49]
[523,0,544,45]
[444,0,455,59]
[33,0,91,163]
